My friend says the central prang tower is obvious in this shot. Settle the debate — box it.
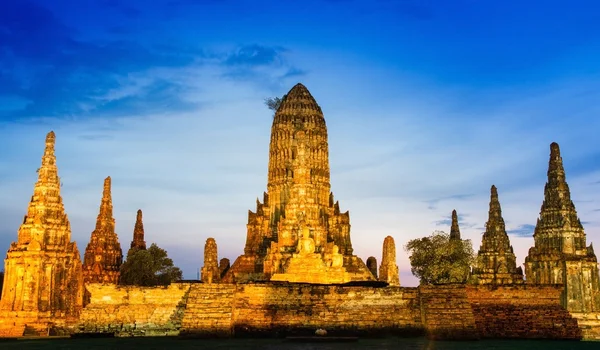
[223,83,374,283]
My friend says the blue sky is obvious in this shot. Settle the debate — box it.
[1,0,600,286]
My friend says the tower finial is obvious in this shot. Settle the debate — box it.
[450,209,461,240]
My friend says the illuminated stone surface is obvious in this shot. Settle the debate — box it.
[379,236,400,286]
[0,131,83,336]
[525,142,600,313]
[223,83,373,283]
[471,185,524,285]
[129,209,147,251]
[201,238,220,283]
[82,177,123,284]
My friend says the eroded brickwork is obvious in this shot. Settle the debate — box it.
[471,185,524,285]
[201,238,220,283]
[83,177,124,284]
[525,143,600,313]
[224,84,373,283]
[0,131,83,337]
[379,236,400,286]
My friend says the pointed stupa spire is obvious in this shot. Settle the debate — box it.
[450,209,461,240]
[275,83,323,116]
[17,130,71,247]
[485,185,506,236]
[96,176,114,230]
[472,185,524,285]
[83,176,123,284]
[130,209,147,250]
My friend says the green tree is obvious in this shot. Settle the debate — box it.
[264,94,287,116]
[119,243,183,286]
[404,231,474,285]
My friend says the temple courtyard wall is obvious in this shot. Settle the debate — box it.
[73,282,596,340]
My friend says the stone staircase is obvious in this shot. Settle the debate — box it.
[419,285,479,340]
[180,284,236,337]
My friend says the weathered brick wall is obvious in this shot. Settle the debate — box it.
[77,283,191,337]
[418,284,479,340]
[180,284,236,337]
[74,282,589,340]
[227,283,423,337]
[466,285,581,340]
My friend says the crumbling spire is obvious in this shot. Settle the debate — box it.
[379,236,400,286]
[82,176,123,284]
[366,256,378,279]
[450,209,461,240]
[130,209,147,250]
[1,131,83,317]
[201,238,219,283]
[472,185,523,285]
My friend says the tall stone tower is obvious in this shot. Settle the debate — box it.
[0,131,83,334]
[450,209,461,240]
[129,209,147,251]
[525,142,600,313]
[471,185,524,285]
[82,177,123,284]
[223,83,374,283]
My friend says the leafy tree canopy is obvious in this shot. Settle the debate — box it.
[119,243,182,286]
[404,231,474,285]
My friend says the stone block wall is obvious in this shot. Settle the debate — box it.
[418,284,479,340]
[77,283,191,337]
[466,285,581,339]
[74,282,590,340]
[227,283,423,337]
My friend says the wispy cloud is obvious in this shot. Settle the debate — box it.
[507,224,535,237]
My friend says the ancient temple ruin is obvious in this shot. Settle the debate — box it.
[471,185,524,285]
[82,177,123,284]
[525,142,600,313]
[0,131,83,336]
[379,236,400,286]
[201,238,220,283]
[222,83,374,283]
[450,210,461,240]
[367,256,378,279]
[129,209,147,252]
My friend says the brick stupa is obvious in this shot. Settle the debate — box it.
[129,209,147,252]
[525,142,600,313]
[82,177,123,284]
[471,185,524,285]
[222,83,374,283]
[0,131,83,337]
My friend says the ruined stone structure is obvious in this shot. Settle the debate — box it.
[201,238,220,283]
[77,283,582,340]
[223,83,373,283]
[366,256,378,279]
[525,142,600,313]
[379,236,400,286]
[218,258,230,279]
[450,209,461,240]
[0,131,83,337]
[129,209,147,251]
[471,185,524,285]
[82,177,123,284]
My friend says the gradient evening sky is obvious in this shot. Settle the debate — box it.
[1,0,600,286]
